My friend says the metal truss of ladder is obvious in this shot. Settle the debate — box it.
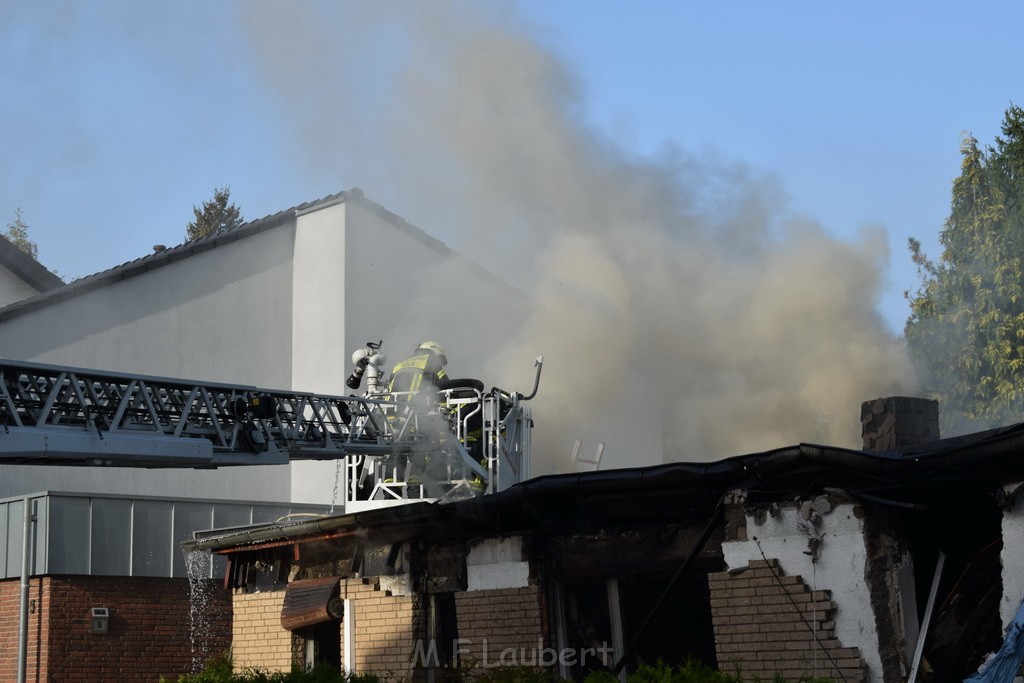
[0,358,479,470]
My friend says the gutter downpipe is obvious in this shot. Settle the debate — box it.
[17,497,37,683]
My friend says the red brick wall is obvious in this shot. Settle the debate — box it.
[0,575,232,683]
[0,577,46,680]
[709,559,866,681]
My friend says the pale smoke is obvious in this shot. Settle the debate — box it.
[239,1,917,471]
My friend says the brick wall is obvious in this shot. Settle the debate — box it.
[709,559,866,681]
[233,589,300,672]
[0,577,46,681]
[342,578,416,679]
[0,575,231,683]
[233,578,418,679]
[454,586,545,670]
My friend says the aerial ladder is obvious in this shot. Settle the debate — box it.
[0,346,541,512]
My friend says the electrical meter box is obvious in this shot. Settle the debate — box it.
[90,607,109,634]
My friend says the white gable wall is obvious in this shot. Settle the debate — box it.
[0,194,523,505]
[287,198,528,502]
[289,199,350,503]
[343,199,530,383]
[291,199,347,395]
[288,198,487,502]
[343,198,462,356]
[0,226,295,384]
[0,267,43,308]
[0,225,297,501]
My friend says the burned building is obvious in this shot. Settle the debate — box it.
[185,397,1024,682]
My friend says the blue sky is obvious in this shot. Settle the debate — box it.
[1,1,1021,334]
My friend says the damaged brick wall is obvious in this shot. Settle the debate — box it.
[341,577,416,679]
[860,507,914,682]
[709,559,867,681]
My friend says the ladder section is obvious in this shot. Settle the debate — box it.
[0,358,443,467]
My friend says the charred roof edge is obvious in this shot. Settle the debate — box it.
[185,424,1024,554]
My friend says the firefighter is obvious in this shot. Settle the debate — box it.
[387,341,452,400]
[385,341,452,483]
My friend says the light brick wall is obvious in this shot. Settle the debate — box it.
[233,590,300,673]
[454,586,545,669]
[709,559,866,681]
[342,578,416,680]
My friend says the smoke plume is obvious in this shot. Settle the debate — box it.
[238,1,917,471]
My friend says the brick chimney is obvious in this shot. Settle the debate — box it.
[861,396,939,451]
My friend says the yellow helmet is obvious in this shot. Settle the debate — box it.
[417,341,447,365]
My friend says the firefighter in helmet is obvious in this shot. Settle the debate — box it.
[385,341,453,484]
[387,341,452,401]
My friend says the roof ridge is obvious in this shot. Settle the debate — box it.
[0,189,357,322]
[0,188,521,323]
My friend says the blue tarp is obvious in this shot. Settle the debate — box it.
[967,597,1024,683]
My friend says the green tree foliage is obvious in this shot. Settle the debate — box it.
[186,187,244,241]
[4,207,39,260]
[906,105,1024,431]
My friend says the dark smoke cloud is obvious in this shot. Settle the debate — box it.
[238,1,917,470]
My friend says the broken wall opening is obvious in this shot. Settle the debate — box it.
[429,592,460,668]
[303,621,342,670]
[557,567,719,678]
[619,574,717,669]
[545,522,722,679]
[898,487,1003,682]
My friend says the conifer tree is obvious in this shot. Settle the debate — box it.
[186,187,244,241]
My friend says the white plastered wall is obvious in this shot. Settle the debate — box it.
[289,199,350,503]
[287,197,481,503]
[0,267,43,308]
[0,226,296,500]
[289,198,528,503]
[1000,483,1024,629]
[0,194,526,505]
[722,503,884,680]
[343,199,529,385]
[466,536,530,591]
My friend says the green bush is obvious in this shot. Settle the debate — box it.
[429,662,550,683]
[469,666,551,683]
[170,652,389,683]
[176,655,834,683]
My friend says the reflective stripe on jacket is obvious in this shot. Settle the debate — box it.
[388,352,447,396]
